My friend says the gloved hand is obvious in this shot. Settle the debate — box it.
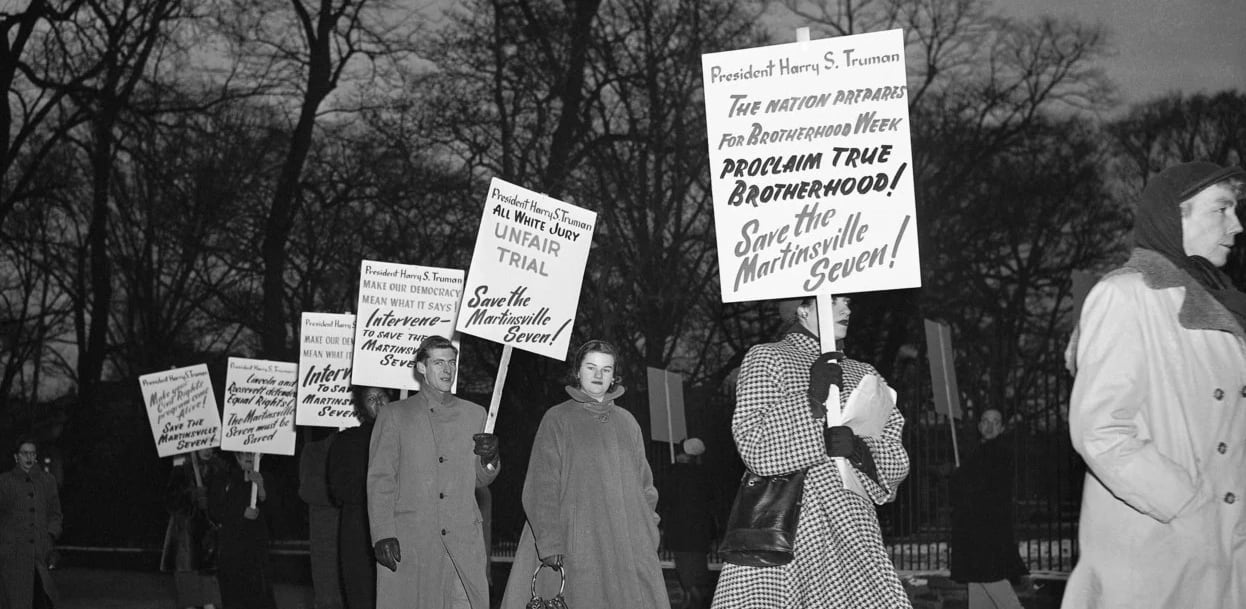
[541,553,564,569]
[374,537,401,572]
[807,352,844,419]
[824,425,856,458]
[849,435,882,487]
[473,433,499,466]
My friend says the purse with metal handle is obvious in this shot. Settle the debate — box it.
[526,562,568,609]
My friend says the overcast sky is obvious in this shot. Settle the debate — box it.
[992,0,1246,105]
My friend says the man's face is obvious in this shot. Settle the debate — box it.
[362,387,389,419]
[14,443,37,473]
[978,410,1004,441]
[1182,183,1242,267]
[417,347,458,393]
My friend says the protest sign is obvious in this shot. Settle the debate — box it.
[222,357,297,455]
[351,261,464,391]
[924,318,962,420]
[456,177,597,361]
[646,367,687,464]
[702,28,919,302]
[297,312,358,428]
[139,364,221,457]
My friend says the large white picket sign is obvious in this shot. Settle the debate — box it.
[702,29,920,302]
[139,364,221,457]
[351,261,464,391]
[456,177,597,360]
[222,358,297,455]
[297,312,358,428]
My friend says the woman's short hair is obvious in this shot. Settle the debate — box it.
[566,339,622,387]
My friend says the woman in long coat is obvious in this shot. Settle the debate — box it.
[712,296,911,609]
[161,447,224,609]
[500,339,670,609]
[209,451,277,609]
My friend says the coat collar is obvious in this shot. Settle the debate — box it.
[565,384,626,406]
[1112,248,1246,342]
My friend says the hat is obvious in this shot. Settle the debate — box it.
[1141,162,1246,209]
[682,437,706,456]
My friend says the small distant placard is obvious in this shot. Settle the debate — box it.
[646,367,687,444]
[456,177,597,360]
[139,364,221,457]
[351,261,465,391]
[297,312,358,428]
[222,358,298,455]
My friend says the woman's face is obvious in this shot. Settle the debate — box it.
[576,351,616,400]
[832,296,851,341]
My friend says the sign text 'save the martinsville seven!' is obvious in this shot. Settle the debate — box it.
[702,29,920,302]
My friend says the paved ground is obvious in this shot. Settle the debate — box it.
[53,549,1066,608]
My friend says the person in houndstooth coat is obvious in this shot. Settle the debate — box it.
[712,296,911,609]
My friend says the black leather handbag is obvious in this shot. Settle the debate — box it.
[718,468,808,567]
[526,563,569,609]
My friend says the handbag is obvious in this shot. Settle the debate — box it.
[718,468,808,567]
[526,563,569,609]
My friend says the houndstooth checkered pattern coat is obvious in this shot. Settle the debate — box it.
[712,331,911,609]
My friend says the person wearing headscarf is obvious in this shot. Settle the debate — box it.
[1063,161,1246,608]
[711,296,911,609]
[499,339,670,609]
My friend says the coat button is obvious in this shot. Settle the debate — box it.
[1240,386,1246,398]
[441,529,447,535]
[438,456,445,463]
[439,492,445,499]
[1219,442,1229,454]
[1214,388,1225,400]
[1226,493,1237,504]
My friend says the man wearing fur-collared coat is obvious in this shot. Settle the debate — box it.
[712,296,911,609]
[1064,162,1246,608]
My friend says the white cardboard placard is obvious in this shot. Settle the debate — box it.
[297,312,358,428]
[702,29,920,302]
[351,261,464,390]
[139,364,222,457]
[456,177,597,360]
[221,357,298,455]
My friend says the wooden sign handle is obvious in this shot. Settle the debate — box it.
[482,344,513,434]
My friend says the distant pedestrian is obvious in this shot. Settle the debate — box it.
[499,339,670,609]
[659,437,716,609]
[161,447,224,609]
[950,409,1027,609]
[1064,161,1246,607]
[0,438,62,609]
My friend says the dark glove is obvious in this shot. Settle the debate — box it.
[473,433,499,466]
[849,435,882,487]
[807,352,844,419]
[541,553,564,568]
[824,425,856,458]
[374,537,401,572]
